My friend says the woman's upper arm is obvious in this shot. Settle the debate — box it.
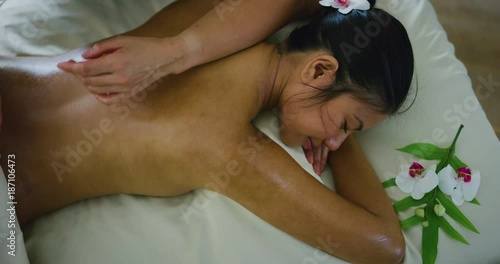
[210,129,404,263]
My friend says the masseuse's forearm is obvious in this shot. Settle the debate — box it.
[123,0,318,73]
[176,0,319,71]
[124,0,212,38]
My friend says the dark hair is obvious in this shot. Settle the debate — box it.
[285,0,415,114]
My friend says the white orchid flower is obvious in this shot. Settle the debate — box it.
[396,162,439,200]
[319,0,371,14]
[438,165,480,206]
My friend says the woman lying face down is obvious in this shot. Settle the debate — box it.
[273,7,413,173]
[0,2,413,263]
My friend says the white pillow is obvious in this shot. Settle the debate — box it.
[0,0,170,56]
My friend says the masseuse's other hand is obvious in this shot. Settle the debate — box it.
[303,140,330,176]
[57,36,188,104]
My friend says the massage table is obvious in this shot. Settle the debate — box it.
[0,0,499,263]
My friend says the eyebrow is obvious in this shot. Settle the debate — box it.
[354,115,364,131]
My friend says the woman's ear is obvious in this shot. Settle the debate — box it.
[301,55,339,88]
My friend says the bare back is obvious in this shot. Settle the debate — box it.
[0,47,263,225]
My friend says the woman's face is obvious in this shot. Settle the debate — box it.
[275,51,387,151]
[278,93,387,151]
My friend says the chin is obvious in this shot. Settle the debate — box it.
[279,131,301,148]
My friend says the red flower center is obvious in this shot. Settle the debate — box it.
[336,0,349,6]
[409,162,424,178]
[457,167,472,183]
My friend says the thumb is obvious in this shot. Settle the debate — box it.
[82,38,123,59]
[57,59,76,72]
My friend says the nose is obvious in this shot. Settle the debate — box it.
[324,133,348,151]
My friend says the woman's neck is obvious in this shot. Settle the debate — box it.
[258,43,287,110]
[225,43,292,113]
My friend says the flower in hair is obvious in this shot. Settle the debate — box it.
[319,0,371,14]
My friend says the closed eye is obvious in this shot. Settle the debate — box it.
[343,119,348,134]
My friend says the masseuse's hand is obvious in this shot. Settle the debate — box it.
[57,36,189,104]
[303,140,330,176]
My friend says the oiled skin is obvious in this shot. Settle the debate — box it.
[0,47,262,221]
[0,1,404,263]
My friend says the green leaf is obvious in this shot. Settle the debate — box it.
[382,178,396,188]
[449,156,468,171]
[449,125,465,155]
[422,206,439,264]
[436,158,448,173]
[393,193,432,212]
[438,217,470,245]
[400,215,422,229]
[396,143,449,160]
[469,198,481,205]
[436,190,480,234]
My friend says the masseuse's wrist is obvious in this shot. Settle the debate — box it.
[161,33,201,75]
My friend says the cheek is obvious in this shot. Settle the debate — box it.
[281,111,310,133]
[282,112,325,140]
[279,102,335,141]
[278,112,312,147]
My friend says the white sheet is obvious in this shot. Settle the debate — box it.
[1,0,499,263]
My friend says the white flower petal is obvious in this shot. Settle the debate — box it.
[319,0,343,8]
[411,189,425,200]
[338,6,353,14]
[319,0,334,7]
[396,174,415,194]
[427,164,437,172]
[396,169,410,180]
[324,0,371,14]
[438,165,458,195]
[331,2,343,8]
[462,170,481,201]
[451,186,465,206]
[348,0,371,11]
[417,170,439,194]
